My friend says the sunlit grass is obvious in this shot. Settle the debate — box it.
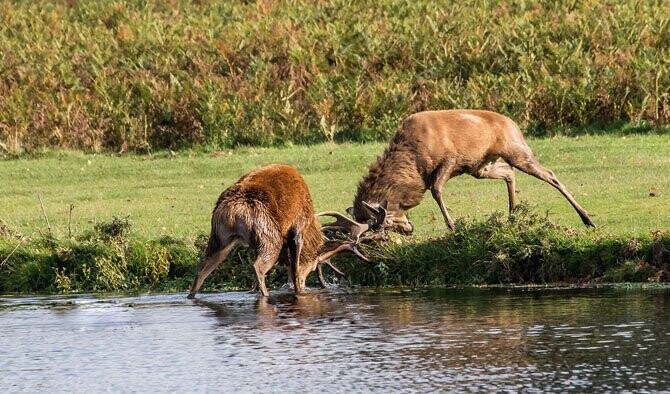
[1,134,668,241]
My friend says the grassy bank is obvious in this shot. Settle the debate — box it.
[1,0,669,153]
[2,135,668,238]
[1,205,668,294]
[1,135,669,293]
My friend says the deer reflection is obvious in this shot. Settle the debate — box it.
[193,291,347,332]
[192,289,538,370]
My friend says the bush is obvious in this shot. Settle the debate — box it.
[1,208,668,293]
[342,204,669,287]
[1,0,669,153]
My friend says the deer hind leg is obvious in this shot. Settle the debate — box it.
[507,153,595,227]
[188,238,238,299]
[252,244,282,297]
[429,163,457,231]
[287,229,305,293]
[472,161,517,214]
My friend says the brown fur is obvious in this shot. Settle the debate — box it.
[188,164,323,298]
[352,109,595,233]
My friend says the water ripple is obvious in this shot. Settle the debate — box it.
[1,287,669,392]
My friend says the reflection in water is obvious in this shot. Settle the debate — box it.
[1,287,669,392]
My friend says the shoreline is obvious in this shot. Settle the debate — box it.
[2,207,668,294]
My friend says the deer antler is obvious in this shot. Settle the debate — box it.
[315,210,390,288]
[315,240,371,288]
[318,241,370,263]
[316,259,344,288]
[362,201,390,230]
[317,211,369,241]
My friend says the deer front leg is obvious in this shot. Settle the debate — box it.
[252,246,282,297]
[429,164,457,231]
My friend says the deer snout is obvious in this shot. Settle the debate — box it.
[387,219,414,234]
[385,213,414,235]
[394,221,414,234]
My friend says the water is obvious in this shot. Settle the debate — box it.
[1,287,669,392]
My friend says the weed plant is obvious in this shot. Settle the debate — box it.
[1,207,668,294]
[1,0,669,153]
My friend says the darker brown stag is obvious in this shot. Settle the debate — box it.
[350,109,596,234]
[187,164,367,299]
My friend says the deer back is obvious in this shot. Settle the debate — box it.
[210,164,323,275]
[397,109,527,172]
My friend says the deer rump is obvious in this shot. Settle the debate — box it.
[350,109,595,233]
[188,164,323,298]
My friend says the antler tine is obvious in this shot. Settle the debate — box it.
[316,261,329,288]
[316,242,371,288]
[316,259,345,288]
[318,242,370,263]
[320,259,345,276]
[317,211,369,240]
[316,241,345,288]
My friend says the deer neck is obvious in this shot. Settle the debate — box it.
[354,147,425,213]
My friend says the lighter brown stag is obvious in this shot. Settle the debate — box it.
[350,110,595,233]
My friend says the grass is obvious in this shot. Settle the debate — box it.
[1,135,668,240]
[1,134,669,293]
[1,0,669,152]
[349,205,670,287]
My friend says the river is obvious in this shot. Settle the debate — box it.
[1,287,669,392]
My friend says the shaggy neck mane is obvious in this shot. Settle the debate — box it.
[354,137,426,210]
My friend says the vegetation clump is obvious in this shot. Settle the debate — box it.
[333,204,670,288]
[1,0,669,153]
[1,207,668,294]
[0,217,201,293]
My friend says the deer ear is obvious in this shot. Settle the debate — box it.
[361,201,388,230]
[346,206,354,217]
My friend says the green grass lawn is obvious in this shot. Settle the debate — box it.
[1,134,668,240]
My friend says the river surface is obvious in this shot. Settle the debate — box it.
[1,287,669,392]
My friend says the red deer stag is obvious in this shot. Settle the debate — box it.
[188,164,366,299]
[349,110,596,234]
